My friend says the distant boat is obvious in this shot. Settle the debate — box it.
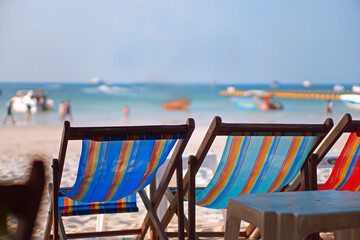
[90,76,105,85]
[352,85,360,93]
[270,81,280,89]
[303,80,312,87]
[162,99,190,110]
[231,90,282,111]
[339,94,360,110]
[12,90,54,113]
[333,84,345,92]
[227,86,236,93]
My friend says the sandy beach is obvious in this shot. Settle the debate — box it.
[0,124,343,239]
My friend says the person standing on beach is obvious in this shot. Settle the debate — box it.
[123,105,129,116]
[26,103,32,122]
[58,101,65,121]
[325,100,334,115]
[64,98,72,120]
[2,96,15,125]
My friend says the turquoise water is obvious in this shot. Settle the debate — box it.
[0,82,359,126]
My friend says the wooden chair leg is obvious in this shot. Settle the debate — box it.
[150,180,157,240]
[52,159,59,240]
[44,204,53,240]
[176,160,185,240]
[164,189,200,240]
[139,190,168,240]
[188,155,196,240]
[57,213,67,240]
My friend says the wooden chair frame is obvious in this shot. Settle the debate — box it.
[44,119,194,240]
[139,116,333,240]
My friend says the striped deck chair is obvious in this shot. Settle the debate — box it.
[284,113,360,240]
[44,119,194,240]
[156,116,333,240]
[309,113,360,191]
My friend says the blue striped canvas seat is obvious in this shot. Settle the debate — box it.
[61,139,178,203]
[45,119,195,240]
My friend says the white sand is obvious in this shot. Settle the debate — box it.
[0,124,341,239]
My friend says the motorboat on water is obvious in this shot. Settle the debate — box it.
[231,90,283,111]
[333,84,345,92]
[90,76,106,85]
[339,94,360,110]
[270,81,280,89]
[12,89,54,113]
[303,80,312,87]
[352,85,360,93]
[162,99,190,110]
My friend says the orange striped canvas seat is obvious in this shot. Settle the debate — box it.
[314,114,360,192]
[319,132,360,191]
[182,116,333,239]
[195,133,324,209]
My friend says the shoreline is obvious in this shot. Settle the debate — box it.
[0,124,215,157]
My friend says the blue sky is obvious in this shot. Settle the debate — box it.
[0,1,359,84]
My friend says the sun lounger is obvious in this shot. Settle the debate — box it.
[182,116,333,239]
[311,113,360,191]
[44,119,194,240]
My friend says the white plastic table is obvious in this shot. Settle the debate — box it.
[225,190,360,240]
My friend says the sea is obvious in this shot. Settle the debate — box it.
[0,82,359,127]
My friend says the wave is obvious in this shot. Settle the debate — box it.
[82,85,130,95]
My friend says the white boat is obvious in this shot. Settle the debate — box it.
[90,76,105,85]
[12,90,54,113]
[227,86,236,93]
[339,94,360,110]
[303,80,312,87]
[352,85,360,93]
[333,84,345,92]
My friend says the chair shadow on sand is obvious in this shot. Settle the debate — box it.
[0,160,45,240]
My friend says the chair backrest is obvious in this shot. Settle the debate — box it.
[191,117,333,209]
[0,160,45,240]
[57,120,194,203]
[316,113,360,191]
